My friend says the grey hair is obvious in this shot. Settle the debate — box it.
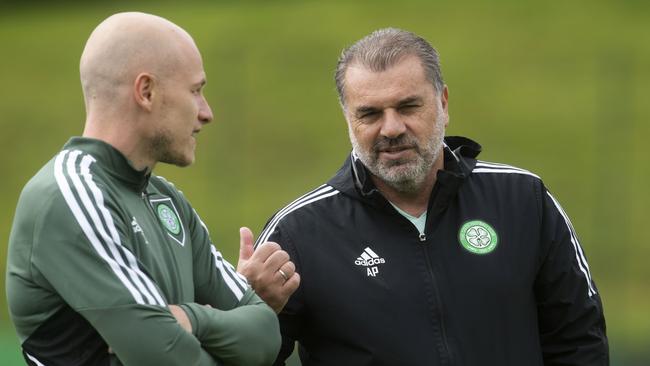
[335,28,444,107]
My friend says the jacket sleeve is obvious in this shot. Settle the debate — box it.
[534,186,609,365]
[255,226,306,366]
[31,194,218,366]
[185,206,281,366]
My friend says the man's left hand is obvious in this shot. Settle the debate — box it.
[237,227,300,313]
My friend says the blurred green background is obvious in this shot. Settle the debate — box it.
[1,0,648,364]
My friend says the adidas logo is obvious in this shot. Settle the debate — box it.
[355,247,385,277]
[355,247,386,266]
[131,217,143,234]
[131,217,149,244]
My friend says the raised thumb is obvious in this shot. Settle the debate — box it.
[238,227,255,264]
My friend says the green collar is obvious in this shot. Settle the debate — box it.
[63,137,151,192]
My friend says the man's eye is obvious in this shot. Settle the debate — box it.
[359,111,378,119]
[400,104,419,111]
[397,104,420,115]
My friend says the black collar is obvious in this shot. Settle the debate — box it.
[327,136,481,212]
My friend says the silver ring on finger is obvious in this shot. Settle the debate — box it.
[278,269,289,282]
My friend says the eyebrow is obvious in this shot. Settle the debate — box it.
[397,96,423,106]
[354,95,423,116]
[354,106,379,116]
[193,79,207,88]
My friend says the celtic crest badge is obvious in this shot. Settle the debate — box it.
[157,204,181,235]
[459,220,498,255]
[150,197,186,246]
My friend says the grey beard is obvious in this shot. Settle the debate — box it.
[348,118,445,194]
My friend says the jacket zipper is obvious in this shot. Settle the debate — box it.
[420,233,453,365]
[142,192,156,217]
[385,193,453,364]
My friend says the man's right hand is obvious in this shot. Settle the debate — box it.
[237,227,300,313]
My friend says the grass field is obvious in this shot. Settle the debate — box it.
[1,0,649,364]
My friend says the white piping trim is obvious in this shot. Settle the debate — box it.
[25,352,46,366]
[265,189,340,245]
[80,155,167,306]
[546,191,596,297]
[472,168,540,179]
[55,151,146,305]
[78,155,165,306]
[472,165,540,180]
[443,143,461,163]
[257,189,340,246]
[215,248,248,289]
[256,185,335,246]
[192,209,248,288]
[194,208,248,297]
[476,160,524,168]
[55,150,166,306]
[475,161,538,177]
[211,246,245,301]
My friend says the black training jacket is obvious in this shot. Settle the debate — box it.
[255,136,608,366]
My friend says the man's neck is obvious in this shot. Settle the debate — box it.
[372,174,434,217]
[82,120,155,172]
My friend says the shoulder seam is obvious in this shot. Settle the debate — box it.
[472,160,540,180]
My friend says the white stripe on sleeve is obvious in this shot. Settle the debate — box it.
[25,352,46,366]
[211,246,245,301]
[77,154,166,306]
[192,208,249,289]
[257,186,339,246]
[54,151,148,305]
[546,191,596,297]
[473,161,540,179]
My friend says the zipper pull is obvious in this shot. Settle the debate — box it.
[419,233,427,242]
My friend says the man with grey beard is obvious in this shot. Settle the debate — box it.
[246,28,608,366]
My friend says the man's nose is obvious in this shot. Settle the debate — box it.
[379,109,406,138]
[199,96,213,124]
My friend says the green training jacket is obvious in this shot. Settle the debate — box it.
[6,137,280,366]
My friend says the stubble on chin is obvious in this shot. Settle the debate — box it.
[149,129,192,167]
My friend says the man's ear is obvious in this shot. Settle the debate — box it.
[440,85,450,128]
[134,73,156,111]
